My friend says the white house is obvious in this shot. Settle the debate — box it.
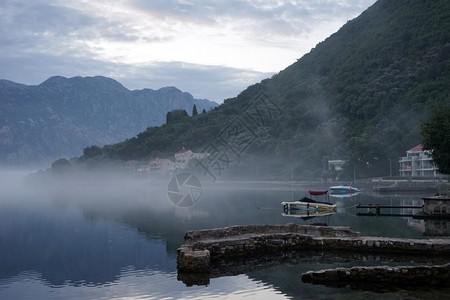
[328,160,346,171]
[174,148,209,169]
[399,144,438,177]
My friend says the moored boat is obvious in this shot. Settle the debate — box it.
[330,184,360,194]
[308,190,328,196]
[281,196,337,211]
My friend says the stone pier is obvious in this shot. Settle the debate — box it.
[302,263,450,289]
[177,224,450,273]
[423,194,450,215]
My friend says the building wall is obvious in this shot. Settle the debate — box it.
[399,146,438,177]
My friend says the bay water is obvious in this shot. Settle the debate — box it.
[1,171,449,299]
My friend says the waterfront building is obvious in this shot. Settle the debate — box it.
[399,145,439,177]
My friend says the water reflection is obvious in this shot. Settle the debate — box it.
[1,172,450,299]
[355,193,450,237]
[281,209,336,225]
[0,199,176,287]
[249,263,450,298]
[425,219,450,236]
[330,192,361,199]
[178,249,450,287]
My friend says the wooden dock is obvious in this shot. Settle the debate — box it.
[356,203,423,215]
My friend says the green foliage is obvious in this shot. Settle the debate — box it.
[420,106,450,174]
[83,145,103,158]
[166,109,189,124]
[51,158,71,173]
[192,104,198,116]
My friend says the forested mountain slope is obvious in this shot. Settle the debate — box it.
[77,0,450,180]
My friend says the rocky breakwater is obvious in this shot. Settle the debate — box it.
[177,224,450,273]
[302,263,450,289]
[177,224,358,272]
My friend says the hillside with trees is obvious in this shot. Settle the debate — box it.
[67,0,449,180]
[420,107,450,175]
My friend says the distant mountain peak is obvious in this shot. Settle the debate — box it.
[40,75,68,87]
[39,75,129,93]
[157,86,183,93]
[0,79,27,89]
[0,76,218,166]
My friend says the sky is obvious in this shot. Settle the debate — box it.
[0,0,377,103]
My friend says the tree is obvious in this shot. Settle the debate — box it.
[420,107,450,174]
[192,104,198,116]
[51,158,71,173]
[83,145,103,158]
[166,109,188,124]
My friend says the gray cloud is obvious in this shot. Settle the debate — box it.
[118,61,273,102]
[1,1,95,44]
[0,51,270,102]
[0,0,376,103]
[0,0,166,51]
[128,0,376,38]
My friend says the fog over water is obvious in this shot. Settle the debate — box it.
[1,169,449,299]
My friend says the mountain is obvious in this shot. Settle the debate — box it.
[50,0,450,180]
[0,76,217,166]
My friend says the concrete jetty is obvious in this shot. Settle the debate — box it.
[177,224,450,273]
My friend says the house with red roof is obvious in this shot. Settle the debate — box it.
[399,145,438,177]
[148,158,174,174]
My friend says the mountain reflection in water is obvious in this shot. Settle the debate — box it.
[1,172,449,299]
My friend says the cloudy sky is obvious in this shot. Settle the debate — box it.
[0,0,376,103]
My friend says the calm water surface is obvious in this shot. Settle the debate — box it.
[1,171,449,299]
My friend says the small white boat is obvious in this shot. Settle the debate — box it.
[329,184,360,194]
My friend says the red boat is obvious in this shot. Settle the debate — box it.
[308,190,328,196]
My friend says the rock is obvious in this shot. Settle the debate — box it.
[177,224,450,274]
[301,263,450,288]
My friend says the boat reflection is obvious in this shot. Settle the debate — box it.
[330,192,360,199]
[281,209,336,221]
